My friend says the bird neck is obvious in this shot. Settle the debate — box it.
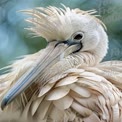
[90,30,108,63]
[43,52,96,82]
[44,43,108,81]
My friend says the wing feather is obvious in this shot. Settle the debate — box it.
[45,87,70,100]
[53,95,73,110]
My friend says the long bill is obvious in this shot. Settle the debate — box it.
[1,41,81,110]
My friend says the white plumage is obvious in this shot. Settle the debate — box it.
[0,5,122,122]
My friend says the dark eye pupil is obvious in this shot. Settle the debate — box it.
[74,34,83,40]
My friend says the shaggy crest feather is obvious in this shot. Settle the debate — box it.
[21,5,106,41]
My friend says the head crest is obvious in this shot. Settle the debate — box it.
[21,5,106,41]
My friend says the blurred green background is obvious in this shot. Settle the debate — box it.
[0,0,122,69]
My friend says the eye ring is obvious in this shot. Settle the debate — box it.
[73,32,84,41]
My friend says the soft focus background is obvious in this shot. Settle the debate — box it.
[0,0,122,69]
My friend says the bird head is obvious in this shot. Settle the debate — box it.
[1,5,108,109]
[24,5,108,62]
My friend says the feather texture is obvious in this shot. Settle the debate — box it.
[1,64,122,122]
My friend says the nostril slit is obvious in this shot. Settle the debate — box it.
[55,40,68,47]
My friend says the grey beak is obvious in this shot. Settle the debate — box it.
[1,40,82,110]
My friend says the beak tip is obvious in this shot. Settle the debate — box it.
[1,97,9,110]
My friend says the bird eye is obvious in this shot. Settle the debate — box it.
[73,32,84,40]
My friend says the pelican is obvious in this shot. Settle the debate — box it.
[0,5,122,122]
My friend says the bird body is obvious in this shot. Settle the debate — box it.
[0,5,122,122]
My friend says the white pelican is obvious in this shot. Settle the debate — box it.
[0,5,122,122]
